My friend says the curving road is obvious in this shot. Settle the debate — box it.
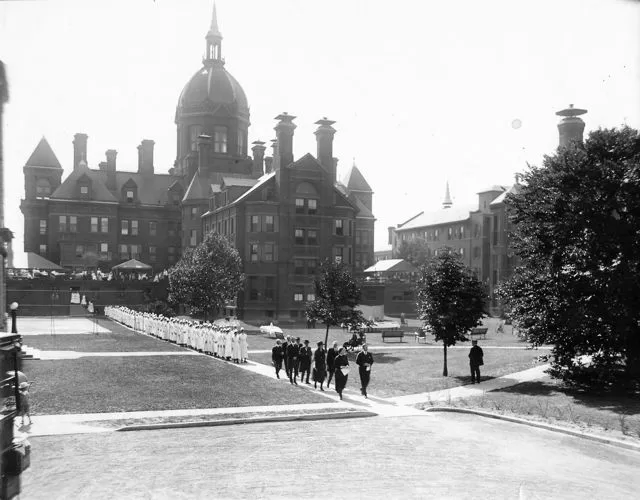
[22,412,640,499]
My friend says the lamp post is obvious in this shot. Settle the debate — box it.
[10,302,18,333]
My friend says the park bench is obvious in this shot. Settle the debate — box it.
[382,330,404,343]
[414,329,428,344]
[469,327,488,340]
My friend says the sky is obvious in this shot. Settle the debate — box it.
[1,0,639,265]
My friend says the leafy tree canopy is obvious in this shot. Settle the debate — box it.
[396,238,431,268]
[498,126,640,388]
[305,260,367,347]
[415,247,486,376]
[168,232,244,319]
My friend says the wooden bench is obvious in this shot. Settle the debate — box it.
[469,327,488,340]
[382,330,404,343]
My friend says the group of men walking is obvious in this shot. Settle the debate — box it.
[271,336,374,400]
[105,306,249,363]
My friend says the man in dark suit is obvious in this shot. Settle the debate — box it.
[469,340,484,384]
[298,339,313,384]
[355,344,374,398]
[326,341,338,388]
[271,339,285,379]
[286,337,301,385]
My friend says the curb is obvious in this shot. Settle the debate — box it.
[424,407,640,453]
[116,410,376,432]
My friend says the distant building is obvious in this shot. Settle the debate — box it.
[388,105,588,314]
[374,247,393,262]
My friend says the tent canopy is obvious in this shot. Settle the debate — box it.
[25,252,64,270]
[364,259,417,274]
[112,258,152,271]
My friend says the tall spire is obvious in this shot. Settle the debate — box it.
[204,2,224,64]
[443,181,452,209]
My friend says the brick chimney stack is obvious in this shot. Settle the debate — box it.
[138,139,155,175]
[251,140,266,177]
[274,113,296,168]
[556,104,587,148]
[73,133,88,171]
[314,118,337,185]
[105,149,117,191]
[197,134,211,175]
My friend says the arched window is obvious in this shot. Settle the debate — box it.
[189,125,203,151]
[36,178,51,197]
[213,126,227,153]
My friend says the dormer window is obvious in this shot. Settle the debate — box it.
[78,183,90,199]
[126,190,134,203]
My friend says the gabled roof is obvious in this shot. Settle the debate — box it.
[112,258,152,271]
[227,172,276,207]
[397,204,476,231]
[490,183,521,206]
[94,170,178,205]
[50,165,118,203]
[344,164,373,192]
[364,259,417,273]
[221,176,257,188]
[477,184,505,194]
[25,137,62,169]
[26,252,64,270]
[353,197,375,219]
[183,171,209,202]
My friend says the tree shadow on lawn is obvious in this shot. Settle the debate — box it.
[348,351,402,365]
[491,379,640,416]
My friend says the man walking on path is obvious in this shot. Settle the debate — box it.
[272,339,284,379]
[326,341,338,388]
[286,337,301,385]
[469,340,484,384]
[299,339,312,384]
[355,344,374,398]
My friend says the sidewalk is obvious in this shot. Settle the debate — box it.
[388,364,550,406]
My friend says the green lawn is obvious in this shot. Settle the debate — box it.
[22,355,331,415]
[251,347,542,398]
[21,331,184,353]
[419,378,640,443]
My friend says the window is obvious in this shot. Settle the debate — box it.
[131,244,141,259]
[473,246,481,258]
[294,259,304,274]
[130,220,138,236]
[362,231,369,245]
[307,260,317,274]
[75,245,84,258]
[460,226,465,239]
[265,277,275,301]
[335,219,344,236]
[230,218,235,234]
[294,292,304,302]
[306,293,315,302]
[334,246,344,263]
[149,246,156,262]
[264,215,274,232]
[191,207,198,220]
[460,248,465,257]
[448,227,453,240]
[237,130,245,155]
[121,220,129,235]
[91,217,98,233]
[100,242,108,253]
[58,215,66,233]
[213,126,228,153]
[168,246,175,254]
[39,244,47,254]
[250,243,259,262]
[308,199,317,215]
[435,229,439,239]
[36,178,51,197]
[101,217,109,233]
[126,190,134,203]
[190,229,197,247]
[223,220,227,234]
[39,219,47,235]
[69,216,77,233]
[249,277,259,300]
[294,229,305,245]
[295,198,304,214]
[250,215,260,232]
[149,221,157,237]
[80,186,89,195]
[264,243,274,262]
[189,125,203,151]
[356,231,361,245]
[307,230,317,245]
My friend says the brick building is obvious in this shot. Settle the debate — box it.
[19,4,375,318]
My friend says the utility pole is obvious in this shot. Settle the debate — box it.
[0,61,9,331]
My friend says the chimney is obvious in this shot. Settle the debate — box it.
[197,134,211,174]
[105,149,117,191]
[264,157,273,174]
[138,139,155,175]
[314,118,337,185]
[186,152,198,181]
[73,133,88,171]
[251,140,266,177]
[556,104,587,148]
[274,113,296,167]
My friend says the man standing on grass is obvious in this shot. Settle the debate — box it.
[469,340,484,384]
[355,344,374,398]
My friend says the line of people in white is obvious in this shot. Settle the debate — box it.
[105,306,249,363]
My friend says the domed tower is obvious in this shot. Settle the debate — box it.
[175,3,250,181]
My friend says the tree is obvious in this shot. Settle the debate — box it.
[396,238,431,268]
[415,248,486,376]
[168,232,244,320]
[498,127,640,389]
[305,261,367,348]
